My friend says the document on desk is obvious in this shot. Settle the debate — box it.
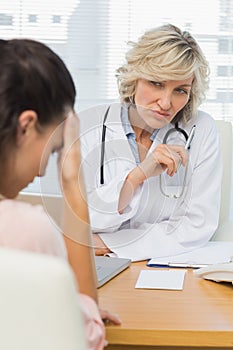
[147,241,233,268]
[135,270,186,290]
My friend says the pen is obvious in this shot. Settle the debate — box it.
[185,125,196,150]
[167,262,207,269]
[176,125,196,171]
[147,262,208,269]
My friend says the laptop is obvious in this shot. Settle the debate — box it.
[95,256,131,288]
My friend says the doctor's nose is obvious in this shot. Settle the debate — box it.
[157,93,172,111]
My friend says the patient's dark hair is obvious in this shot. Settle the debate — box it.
[0,39,76,157]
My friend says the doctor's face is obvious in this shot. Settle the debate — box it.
[134,77,193,129]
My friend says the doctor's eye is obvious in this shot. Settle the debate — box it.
[149,81,162,88]
[175,88,190,95]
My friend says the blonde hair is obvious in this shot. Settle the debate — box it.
[116,24,209,122]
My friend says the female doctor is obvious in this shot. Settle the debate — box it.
[79,24,222,261]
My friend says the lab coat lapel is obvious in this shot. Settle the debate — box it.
[104,103,136,164]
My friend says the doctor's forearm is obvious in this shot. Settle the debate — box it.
[118,166,145,214]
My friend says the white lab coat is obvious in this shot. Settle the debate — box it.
[79,103,222,261]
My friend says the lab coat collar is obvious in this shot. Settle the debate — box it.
[104,102,124,132]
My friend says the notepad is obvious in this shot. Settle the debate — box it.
[135,270,186,290]
[147,241,233,268]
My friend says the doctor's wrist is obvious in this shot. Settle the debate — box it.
[127,166,145,189]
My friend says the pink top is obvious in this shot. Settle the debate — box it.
[0,199,106,350]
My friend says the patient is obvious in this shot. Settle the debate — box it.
[0,39,120,350]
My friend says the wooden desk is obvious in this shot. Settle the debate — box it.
[98,262,233,350]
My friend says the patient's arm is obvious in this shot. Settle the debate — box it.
[58,114,121,325]
[59,113,97,302]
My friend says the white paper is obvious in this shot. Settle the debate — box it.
[135,269,186,290]
[147,241,233,268]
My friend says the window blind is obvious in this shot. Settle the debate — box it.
[0,0,232,195]
[1,0,232,120]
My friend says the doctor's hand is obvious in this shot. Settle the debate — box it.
[93,234,111,256]
[138,143,188,180]
[118,144,188,214]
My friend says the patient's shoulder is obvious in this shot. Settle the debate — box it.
[0,199,67,258]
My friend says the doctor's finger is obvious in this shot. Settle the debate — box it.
[154,144,188,172]
[153,146,184,176]
[166,144,188,166]
[152,150,178,176]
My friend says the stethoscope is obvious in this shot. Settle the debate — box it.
[100,105,194,199]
